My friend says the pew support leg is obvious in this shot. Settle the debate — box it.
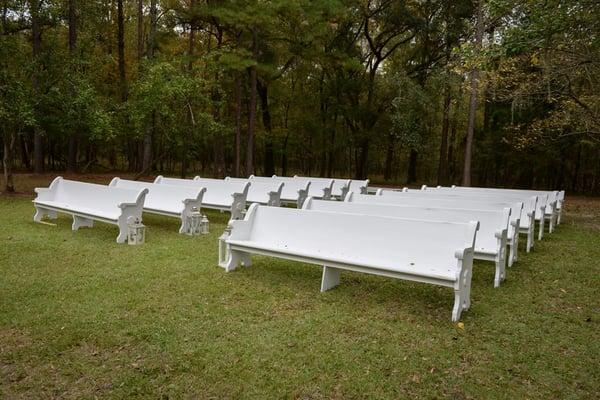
[513,231,519,264]
[241,253,252,267]
[526,227,534,253]
[33,206,57,222]
[453,250,473,322]
[320,266,341,292]
[72,215,94,231]
[230,193,247,220]
[538,218,545,241]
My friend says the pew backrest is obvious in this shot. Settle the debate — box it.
[379,188,538,227]
[154,176,249,219]
[346,191,522,237]
[293,176,350,198]
[302,197,509,254]
[35,177,146,218]
[227,204,478,274]
[225,177,283,206]
[249,175,310,207]
[275,175,333,199]
[109,177,205,216]
[347,179,370,195]
[431,186,553,220]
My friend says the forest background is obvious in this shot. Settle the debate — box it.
[1,0,599,193]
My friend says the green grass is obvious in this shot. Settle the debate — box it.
[1,180,599,398]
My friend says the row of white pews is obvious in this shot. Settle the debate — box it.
[33,176,251,241]
[249,175,370,203]
[32,174,368,241]
[219,183,564,321]
[154,176,249,220]
[224,177,283,206]
[426,185,564,231]
[246,175,309,207]
[32,174,564,321]
[303,198,510,288]
[347,191,526,267]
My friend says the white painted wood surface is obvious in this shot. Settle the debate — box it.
[225,177,283,206]
[303,198,510,287]
[447,186,563,229]
[219,204,479,322]
[274,175,333,200]
[33,177,147,243]
[154,176,248,220]
[248,175,310,207]
[346,191,523,267]
[389,188,540,251]
[293,176,350,198]
[109,178,205,233]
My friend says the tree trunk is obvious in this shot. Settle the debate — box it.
[462,0,484,187]
[246,32,258,176]
[182,4,195,178]
[1,1,7,34]
[327,120,336,178]
[211,26,225,176]
[3,133,16,192]
[117,0,127,101]
[234,71,242,177]
[437,85,451,185]
[68,0,77,53]
[407,149,418,184]
[148,0,157,58]
[258,81,275,176]
[141,0,157,173]
[383,134,395,181]
[31,0,43,174]
[355,139,369,179]
[67,0,78,172]
[20,134,31,170]
[281,134,289,177]
[142,112,154,173]
[572,143,582,192]
[137,0,143,63]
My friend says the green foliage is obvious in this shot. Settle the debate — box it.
[391,75,432,151]
[0,0,598,191]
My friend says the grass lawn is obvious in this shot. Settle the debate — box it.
[1,174,599,399]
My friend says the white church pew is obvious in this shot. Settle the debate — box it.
[248,175,310,207]
[109,178,205,233]
[443,186,561,232]
[224,177,283,207]
[274,175,333,200]
[293,176,350,199]
[219,204,479,322]
[303,198,510,287]
[154,176,249,220]
[33,177,147,243]
[347,179,370,195]
[346,192,523,267]
[398,187,539,251]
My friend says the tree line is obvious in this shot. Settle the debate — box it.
[1,0,599,194]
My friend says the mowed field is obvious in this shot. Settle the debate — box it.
[1,174,599,399]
